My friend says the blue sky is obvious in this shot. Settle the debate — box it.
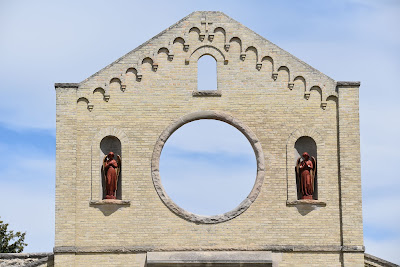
[0,0,399,264]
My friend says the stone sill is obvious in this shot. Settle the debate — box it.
[286,199,326,207]
[192,90,222,97]
[89,199,131,206]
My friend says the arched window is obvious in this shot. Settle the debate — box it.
[100,136,122,200]
[197,55,217,91]
[295,136,318,200]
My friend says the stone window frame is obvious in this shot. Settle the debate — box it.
[286,128,326,207]
[190,46,226,97]
[151,110,265,224]
[89,127,130,206]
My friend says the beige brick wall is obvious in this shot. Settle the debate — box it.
[55,11,363,266]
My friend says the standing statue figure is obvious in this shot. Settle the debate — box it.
[296,152,317,200]
[103,152,121,199]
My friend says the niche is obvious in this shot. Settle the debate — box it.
[100,136,122,200]
[294,136,318,200]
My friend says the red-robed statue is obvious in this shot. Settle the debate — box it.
[296,152,317,200]
[103,152,121,199]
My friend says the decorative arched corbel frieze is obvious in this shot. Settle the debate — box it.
[224,32,236,51]
[306,84,323,101]
[243,45,259,70]
[166,42,174,60]
[108,76,124,97]
[189,26,202,42]
[240,41,247,61]
[77,96,93,111]
[126,67,142,82]
[141,57,158,72]
[293,75,306,92]
[135,60,143,79]
[207,23,222,42]
[179,32,190,51]
[286,127,326,206]
[277,65,291,84]
[245,44,263,70]
[159,46,173,61]
[149,52,159,71]
[325,94,338,110]
[260,56,274,80]
[326,93,338,102]
[93,87,109,102]
[213,27,226,45]
[320,89,331,110]
[228,36,243,56]
[186,45,228,65]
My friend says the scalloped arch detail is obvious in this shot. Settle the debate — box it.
[188,45,227,64]
[82,21,336,111]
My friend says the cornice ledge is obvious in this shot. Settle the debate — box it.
[336,81,361,87]
[53,245,365,254]
[54,83,80,89]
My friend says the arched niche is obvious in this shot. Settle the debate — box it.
[91,128,129,201]
[100,136,122,200]
[294,136,318,200]
[286,128,325,205]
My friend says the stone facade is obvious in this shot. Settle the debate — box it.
[54,11,364,266]
[0,253,54,267]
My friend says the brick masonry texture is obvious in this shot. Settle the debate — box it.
[54,11,364,266]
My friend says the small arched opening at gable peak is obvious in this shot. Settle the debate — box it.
[197,54,217,91]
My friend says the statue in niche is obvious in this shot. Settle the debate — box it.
[296,152,317,200]
[102,152,121,199]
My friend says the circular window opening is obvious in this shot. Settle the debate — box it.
[160,119,257,216]
[152,112,265,224]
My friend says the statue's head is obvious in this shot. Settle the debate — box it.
[108,152,114,159]
[302,152,309,160]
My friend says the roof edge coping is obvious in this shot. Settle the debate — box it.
[336,81,361,87]
[55,83,80,89]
